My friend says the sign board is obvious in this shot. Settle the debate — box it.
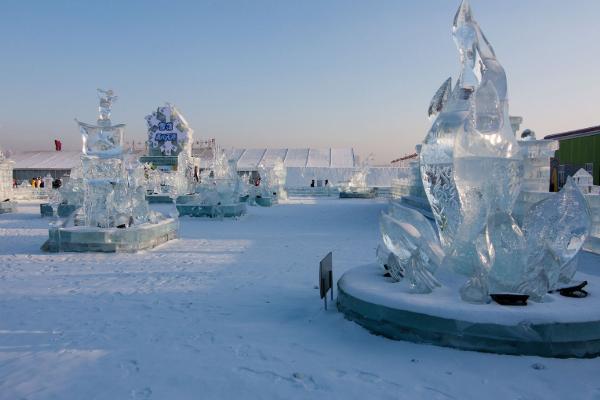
[145,104,192,157]
[319,252,333,310]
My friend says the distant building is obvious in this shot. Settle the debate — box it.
[11,150,145,183]
[545,125,600,188]
[225,147,357,187]
[11,150,81,183]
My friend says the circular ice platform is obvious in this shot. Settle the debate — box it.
[337,263,600,358]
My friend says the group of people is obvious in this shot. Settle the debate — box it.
[30,177,44,188]
[28,177,62,189]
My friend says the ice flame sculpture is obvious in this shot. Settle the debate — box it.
[380,0,591,302]
[75,89,154,228]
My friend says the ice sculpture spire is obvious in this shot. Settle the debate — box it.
[419,0,486,250]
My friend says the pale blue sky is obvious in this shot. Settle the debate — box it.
[1,0,599,163]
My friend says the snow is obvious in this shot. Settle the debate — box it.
[1,200,600,399]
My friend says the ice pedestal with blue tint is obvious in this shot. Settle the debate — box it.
[338,263,600,358]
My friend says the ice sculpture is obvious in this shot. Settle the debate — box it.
[0,147,16,214]
[142,104,193,200]
[0,147,12,201]
[257,159,287,201]
[51,165,84,214]
[145,104,192,157]
[176,148,245,218]
[379,202,443,293]
[377,0,591,304]
[340,154,376,198]
[347,154,372,191]
[522,177,592,297]
[76,89,155,228]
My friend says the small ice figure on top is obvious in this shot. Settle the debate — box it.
[77,88,125,158]
[97,88,118,123]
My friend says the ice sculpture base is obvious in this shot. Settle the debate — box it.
[339,188,377,199]
[40,203,78,217]
[255,196,277,207]
[145,194,174,204]
[0,201,17,214]
[41,218,178,253]
[176,203,246,218]
[337,263,600,358]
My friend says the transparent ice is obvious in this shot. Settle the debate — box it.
[0,147,13,201]
[379,204,443,293]
[522,177,592,294]
[75,89,156,228]
[183,149,242,213]
[378,0,591,304]
[144,103,193,198]
[344,154,373,193]
[58,165,84,208]
[257,159,287,200]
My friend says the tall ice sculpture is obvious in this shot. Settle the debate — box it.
[337,0,598,358]
[141,103,194,203]
[413,0,590,303]
[42,89,178,252]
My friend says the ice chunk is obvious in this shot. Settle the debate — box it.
[523,177,592,290]
[484,212,529,295]
[379,207,443,293]
[428,77,452,118]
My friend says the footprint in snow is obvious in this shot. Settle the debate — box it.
[130,387,152,399]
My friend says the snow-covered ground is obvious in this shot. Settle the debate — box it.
[1,200,599,400]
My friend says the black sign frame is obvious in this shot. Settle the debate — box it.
[319,252,333,310]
